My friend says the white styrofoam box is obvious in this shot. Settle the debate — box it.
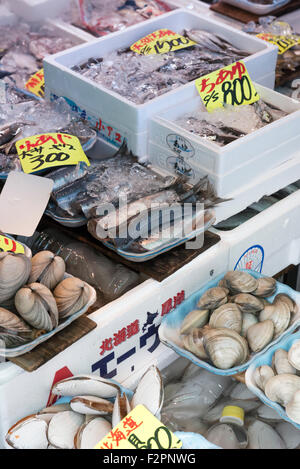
[0,4,17,25]
[46,18,94,44]
[212,184,300,277]
[0,236,228,448]
[9,0,72,21]
[44,9,278,139]
[223,0,290,15]
[149,83,300,198]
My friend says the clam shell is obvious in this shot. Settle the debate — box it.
[112,392,131,428]
[29,251,65,290]
[265,374,300,407]
[229,382,258,400]
[0,252,31,303]
[233,293,264,314]
[180,309,209,335]
[202,327,249,369]
[286,390,300,424]
[70,395,114,415]
[54,277,90,318]
[223,271,258,295]
[6,414,49,449]
[241,312,258,337]
[253,365,275,391]
[182,328,208,360]
[51,374,120,399]
[75,417,112,449]
[288,340,300,371]
[274,294,297,314]
[209,303,242,333]
[131,365,164,417]
[247,320,274,353]
[252,277,277,298]
[247,420,286,449]
[47,410,85,449]
[255,404,283,423]
[276,421,300,449]
[206,422,248,449]
[15,283,58,332]
[197,287,228,310]
[0,307,32,335]
[260,301,290,338]
[273,349,296,375]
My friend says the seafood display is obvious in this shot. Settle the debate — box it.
[0,97,97,176]
[0,250,95,351]
[74,0,173,37]
[6,365,163,449]
[0,22,79,89]
[175,99,289,146]
[172,271,299,370]
[72,30,249,104]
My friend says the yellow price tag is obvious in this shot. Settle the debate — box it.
[195,61,260,112]
[131,29,196,55]
[95,405,182,450]
[15,133,90,174]
[0,235,25,254]
[256,33,300,55]
[25,68,45,98]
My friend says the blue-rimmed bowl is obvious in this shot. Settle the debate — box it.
[159,269,300,376]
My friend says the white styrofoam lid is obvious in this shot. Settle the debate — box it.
[0,171,53,236]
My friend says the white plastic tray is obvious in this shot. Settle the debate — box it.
[223,0,290,15]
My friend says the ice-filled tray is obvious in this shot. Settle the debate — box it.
[159,269,300,376]
[222,0,290,15]
[0,274,96,358]
[245,330,300,429]
[44,9,277,158]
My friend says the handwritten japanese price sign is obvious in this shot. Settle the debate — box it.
[15,133,90,174]
[95,405,182,450]
[256,33,300,55]
[131,29,196,55]
[195,61,259,112]
[25,68,45,98]
[0,235,24,254]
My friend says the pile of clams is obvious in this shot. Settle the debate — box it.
[0,250,94,348]
[180,271,298,370]
[6,365,163,449]
[253,339,300,425]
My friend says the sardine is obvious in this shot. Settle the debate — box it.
[47,162,88,193]
[52,175,89,216]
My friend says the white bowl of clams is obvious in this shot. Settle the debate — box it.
[0,249,97,357]
[159,270,300,376]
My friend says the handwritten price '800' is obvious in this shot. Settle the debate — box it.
[204,75,257,108]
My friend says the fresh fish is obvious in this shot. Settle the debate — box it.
[52,176,90,217]
[47,163,89,193]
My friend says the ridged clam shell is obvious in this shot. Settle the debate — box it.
[6,415,49,449]
[272,349,296,375]
[70,396,114,415]
[260,301,290,338]
[247,420,286,449]
[180,309,209,335]
[241,312,258,337]
[0,252,31,303]
[51,375,120,398]
[75,417,112,450]
[233,293,264,314]
[131,365,164,417]
[288,340,300,371]
[247,320,274,353]
[223,271,258,295]
[15,283,58,332]
[182,328,208,360]
[252,277,277,298]
[197,287,228,310]
[206,422,248,449]
[54,277,90,318]
[209,303,242,333]
[265,374,300,407]
[0,307,32,334]
[47,410,85,449]
[29,251,65,290]
[274,294,297,314]
[202,327,249,369]
[112,392,131,428]
[253,365,275,391]
[286,390,300,424]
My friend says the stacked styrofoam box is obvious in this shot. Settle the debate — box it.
[43,9,278,158]
[0,236,228,448]
[9,0,73,21]
[212,182,300,276]
[149,83,300,201]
